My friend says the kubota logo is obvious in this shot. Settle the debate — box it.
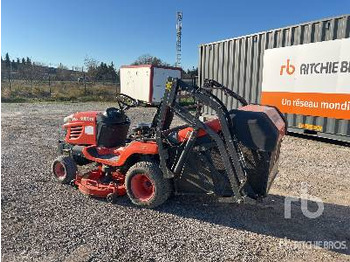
[280,59,295,75]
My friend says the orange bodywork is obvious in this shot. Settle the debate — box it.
[82,141,159,167]
[177,119,221,142]
[63,110,159,167]
[63,111,99,145]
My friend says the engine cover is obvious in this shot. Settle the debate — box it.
[63,111,99,145]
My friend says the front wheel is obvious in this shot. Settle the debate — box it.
[125,161,172,208]
[52,156,77,184]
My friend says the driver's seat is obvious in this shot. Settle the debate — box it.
[96,107,130,148]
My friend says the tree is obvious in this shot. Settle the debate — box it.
[22,58,26,64]
[84,57,99,81]
[11,60,18,71]
[187,67,198,76]
[96,62,108,81]
[132,54,169,66]
[108,62,117,82]
[56,63,70,81]
[91,61,117,82]
[26,57,32,65]
[116,69,120,83]
[31,62,47,83]
[0,57,3,81]
[4,53,12,90]
[5,53,11,68]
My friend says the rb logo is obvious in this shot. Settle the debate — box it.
[280,59,295,75]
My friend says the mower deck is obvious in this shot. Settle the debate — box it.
[74,168,126,201]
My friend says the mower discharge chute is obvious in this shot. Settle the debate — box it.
[52,78,286,207]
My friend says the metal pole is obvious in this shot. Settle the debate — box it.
[30,63,33,90]
[84,72,87,95]
[175,12,183,68]
[9,62,12,92]
[49,74,51,96]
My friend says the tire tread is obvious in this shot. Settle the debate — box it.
[125,161,172,208]
[52,155,77,184]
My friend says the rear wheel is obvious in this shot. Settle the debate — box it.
[125,161,172,208]
[52,156,77,184]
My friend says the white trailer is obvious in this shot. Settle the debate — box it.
[120,65,182,104]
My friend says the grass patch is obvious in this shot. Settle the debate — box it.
[1,96,27,103]
[1,80,119,103]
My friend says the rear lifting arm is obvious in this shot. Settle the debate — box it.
[203,79,248,106]
[155,78,249,202]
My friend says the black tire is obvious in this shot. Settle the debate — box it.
[52,156,77,184]
[125,161,172,208]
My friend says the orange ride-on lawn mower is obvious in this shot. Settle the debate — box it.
[52,78,286,208]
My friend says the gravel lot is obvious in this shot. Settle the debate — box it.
[2,102,350,262]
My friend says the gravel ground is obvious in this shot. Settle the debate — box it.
[1,102,350,262]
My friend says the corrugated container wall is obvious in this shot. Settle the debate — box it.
[199,15,350,141]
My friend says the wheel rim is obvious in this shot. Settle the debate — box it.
[130,173,155,201]
[54,162,66,178]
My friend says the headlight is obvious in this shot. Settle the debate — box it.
[63,114,74,123]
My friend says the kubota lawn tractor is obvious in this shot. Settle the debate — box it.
[52,78,286,208]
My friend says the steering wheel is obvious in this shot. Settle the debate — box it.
[116,93,139,110]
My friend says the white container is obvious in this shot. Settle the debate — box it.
[120,65,182,104]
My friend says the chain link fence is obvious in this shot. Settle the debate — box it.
[1,66,120,102]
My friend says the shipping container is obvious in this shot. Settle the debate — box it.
[120,65,181,104]
[198,14,350,142]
